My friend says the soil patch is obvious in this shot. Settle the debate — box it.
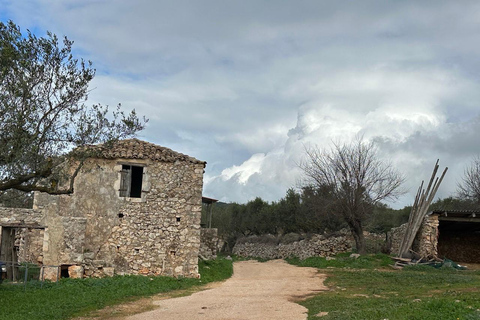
[78,260,327,320]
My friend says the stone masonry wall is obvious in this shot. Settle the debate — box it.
[0,207,44,226]
[0,208,45,265]
[233,233,352,260]
[199,228,219,260]
[388,214,439,258]
[35,157,204,279]
[15,228,45,264]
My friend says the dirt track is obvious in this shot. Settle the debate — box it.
[123,259,327,320]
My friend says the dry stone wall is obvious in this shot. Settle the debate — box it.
[199,228,219,260]
[388,214,439,258]
[233,232,353,260]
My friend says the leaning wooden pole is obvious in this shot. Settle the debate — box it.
[397,160,448,258]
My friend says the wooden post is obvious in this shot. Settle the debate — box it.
[397,160,448,258]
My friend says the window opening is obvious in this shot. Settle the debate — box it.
[119,165,143,198]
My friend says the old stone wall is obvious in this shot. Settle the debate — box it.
[416,215,439,258]
[199,228,219,260]
[15,228,45,264]
[0,208,45,265]
[35,157,204,279]
[0,207,44,226]
[388,223,408,256]
[388,215,438,258]
[233,233,352,260]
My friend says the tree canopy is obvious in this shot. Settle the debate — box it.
[0,21,147,195]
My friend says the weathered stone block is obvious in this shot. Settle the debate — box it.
[103,267,115,277]
[68,265,84,279]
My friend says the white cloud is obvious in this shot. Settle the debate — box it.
[3,1,480,207]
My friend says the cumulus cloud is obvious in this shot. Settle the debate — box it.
[3,1,480,207]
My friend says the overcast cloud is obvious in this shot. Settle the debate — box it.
[2,1,480,208]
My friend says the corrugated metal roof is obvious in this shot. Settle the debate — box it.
[431,210,480,218]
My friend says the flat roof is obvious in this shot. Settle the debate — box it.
[202,196,218,204]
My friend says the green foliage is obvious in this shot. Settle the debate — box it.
[0,20,147,195]
[429,196,480,211]
[288,255,480,320]
[365,203,411,234]
[210,188,409,253]
[197,258,233,283]
[0,189,33,208]
[0,257,233,320]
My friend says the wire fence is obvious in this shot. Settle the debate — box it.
[1,261,62,290]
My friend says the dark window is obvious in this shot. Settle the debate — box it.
[119,165,143,198]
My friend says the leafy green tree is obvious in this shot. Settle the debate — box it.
[0,21,146,195]
[274,188,301,234]
[429,196,478,211]
[366,203,410,234]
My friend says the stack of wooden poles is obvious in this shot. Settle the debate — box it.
[397,160,448,259]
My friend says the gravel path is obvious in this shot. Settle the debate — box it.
[125,259,327,320]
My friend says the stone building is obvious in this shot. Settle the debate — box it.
[0,139,206,280]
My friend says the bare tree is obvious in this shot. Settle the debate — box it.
[299,138,405,254]
[457,156,480,203]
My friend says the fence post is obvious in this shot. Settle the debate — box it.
[41,266,45,288]
[24,264,28,291]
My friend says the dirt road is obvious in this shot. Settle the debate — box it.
[123,259,326,320]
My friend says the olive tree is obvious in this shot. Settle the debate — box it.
[299,138,405,254]
[0,20,147,195]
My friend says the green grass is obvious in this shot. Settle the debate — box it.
[288,254,480,320]
[287,253,393,269]
[0,258,233,320]
[230,255,271,263]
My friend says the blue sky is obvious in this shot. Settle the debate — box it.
[2,1,480,208]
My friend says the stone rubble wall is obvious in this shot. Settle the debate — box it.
[417,215,439,258]
[15,228,45,264]
[0,207,44,226]
[35,158,204,280]
[388,223,408,256]
[199,228,219,260]
[100,161,204,278]
[233,230,390,260]
[0,208,45,265]
[388,215,439,258]
[233,232,353,260]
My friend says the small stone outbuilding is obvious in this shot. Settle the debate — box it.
[0,139,205,280]
[390,210,480,263]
